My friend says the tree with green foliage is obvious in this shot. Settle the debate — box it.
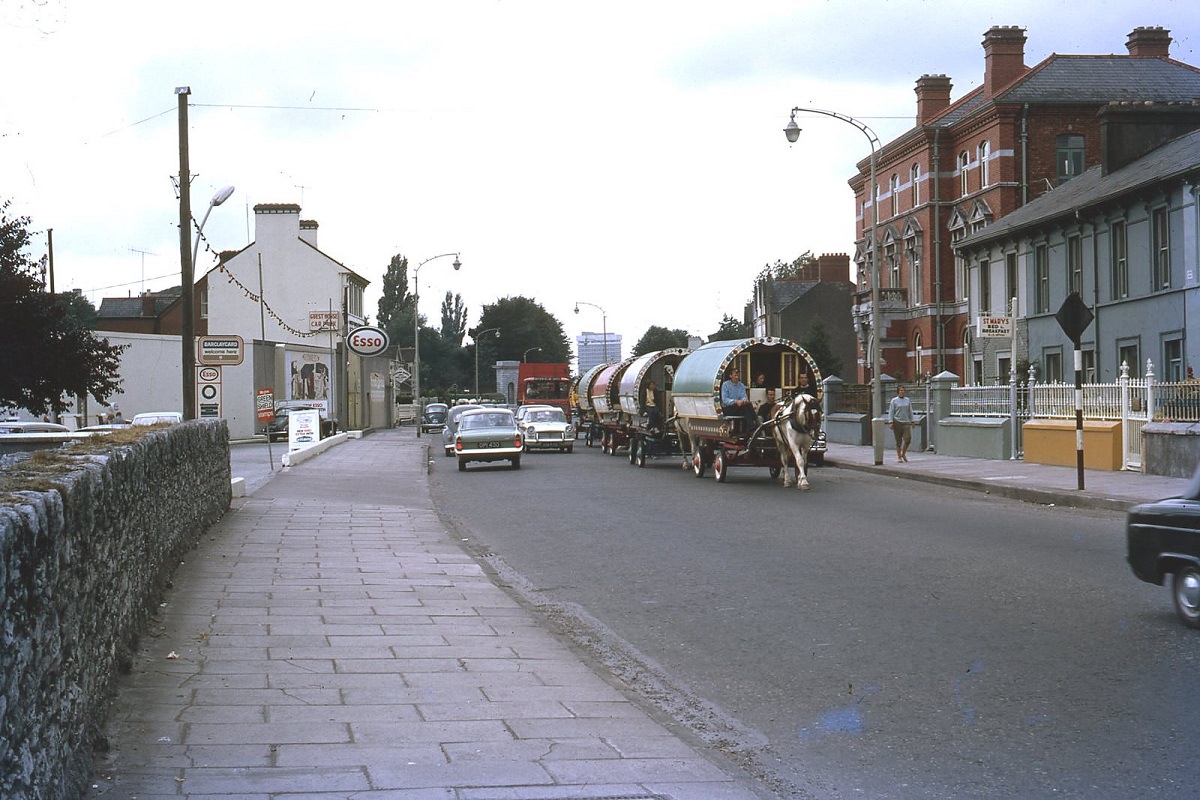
[711,313,750,342]
[376,253,414,349]
[756,250,817,282]
[798,315,842,380]
[472,296,572,391]
[632,325,690,356]
[0,201,126,416]
[439,291,468,345]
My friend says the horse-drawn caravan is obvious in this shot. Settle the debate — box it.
[589,356,639,455]
[572,362,609,447]
[671,336,825,485]
[617,347,690,467]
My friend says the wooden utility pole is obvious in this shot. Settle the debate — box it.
[177,87,195,420]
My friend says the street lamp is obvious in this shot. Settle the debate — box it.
[523,346,542,363]
[784,107,884,465]
[181,180,236,421]
[413,252,462,436]
[574,301,608,364]
[472,327,501,399]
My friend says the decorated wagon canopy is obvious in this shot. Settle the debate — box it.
[573,362,610,414]
[589,356,638,416]
[672,337,822,420]
[617,348,690,417]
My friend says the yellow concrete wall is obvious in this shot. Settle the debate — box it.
[1022,419,1123,471]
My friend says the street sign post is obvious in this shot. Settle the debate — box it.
[1055,292,1096,490]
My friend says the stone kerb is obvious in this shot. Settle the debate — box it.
[0,421,231,800]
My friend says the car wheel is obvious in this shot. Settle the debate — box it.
[566,445,573,454]
[511,456,521,469]
[810,451,825,467]
[769,464,782,479]
[628,436,638,464]
[458,457,467,472]
[636,439,647,468]
[1172,565,1200,628]
[713,449,728,483]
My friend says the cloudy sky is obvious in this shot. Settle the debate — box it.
[3,0,1197,355]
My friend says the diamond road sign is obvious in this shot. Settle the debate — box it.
[1055,292,1094,345]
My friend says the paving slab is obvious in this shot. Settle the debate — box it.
[90,428,767,800]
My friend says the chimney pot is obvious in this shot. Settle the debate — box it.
[915,74,953,125]
[982,25,1028,99]
[1126,26,1172,58]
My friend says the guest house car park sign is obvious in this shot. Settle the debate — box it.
[197,335,245,366]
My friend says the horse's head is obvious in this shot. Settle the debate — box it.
[792,393,822,435]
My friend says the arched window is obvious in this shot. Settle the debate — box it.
[910,163,921,206]
[958,151,970,197]
[890,174,900,216]
[978,141,991,188]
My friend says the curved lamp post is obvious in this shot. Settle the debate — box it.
[523,346,542,363]
[413,252,461,435]
[473,327,501,399]
[182,184,235,420]
[573,301,608,364]
[784,107,884,465]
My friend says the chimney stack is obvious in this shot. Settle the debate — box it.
[915,74,953,125]
[982,26,1027,99]
[1126,26,1172,58]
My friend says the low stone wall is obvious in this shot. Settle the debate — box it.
[936,416,1012,460]
[0,421,231,800]
[1142,421,1200,478]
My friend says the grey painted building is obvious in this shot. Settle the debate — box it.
[958,103,1200,384]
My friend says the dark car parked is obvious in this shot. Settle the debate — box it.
[1127,466,1200,627]
[266,407,338,442]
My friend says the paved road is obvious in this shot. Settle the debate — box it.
[431,443,1200,799]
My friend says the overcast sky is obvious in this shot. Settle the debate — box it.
[3,0,1198,354]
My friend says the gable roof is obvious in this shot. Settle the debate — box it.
[959,126,1200,248]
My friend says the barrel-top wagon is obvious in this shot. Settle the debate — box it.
[617,347,691,467]
[589,356,639,455]
[672,336,824,482]
[573,361,611,447]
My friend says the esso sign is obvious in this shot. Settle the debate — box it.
[346,325,390,357]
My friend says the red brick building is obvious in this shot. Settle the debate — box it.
[847,25,1200,383]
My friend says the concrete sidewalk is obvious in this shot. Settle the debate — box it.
[824,441,1191,512]
[91,428,767,800]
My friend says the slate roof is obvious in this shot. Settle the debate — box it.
[959,126,1200,248]
[765,280,818,314]
[97,290,180,318]
[929,54,1200,129]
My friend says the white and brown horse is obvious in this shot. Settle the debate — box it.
[770,393,822,490]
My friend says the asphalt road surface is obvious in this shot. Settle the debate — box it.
[429,442,1200,799]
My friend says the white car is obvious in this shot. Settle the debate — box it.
[515,404,556,424]
[132,411,184,426]
[0,421,71,434]
[518,406,574,453]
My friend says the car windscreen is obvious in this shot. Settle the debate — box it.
[529,410,566,423]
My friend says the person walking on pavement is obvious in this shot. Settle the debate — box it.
[888,384,914,463]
